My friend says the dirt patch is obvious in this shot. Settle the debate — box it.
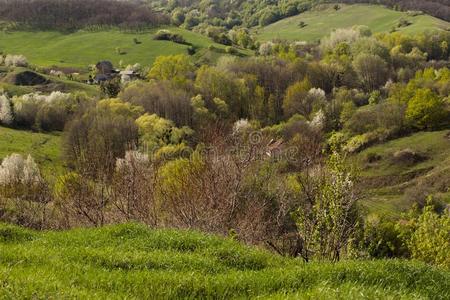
[391,149,427,166]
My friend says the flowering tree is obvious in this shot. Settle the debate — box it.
[0,94,13,126]
[0,154,42,186]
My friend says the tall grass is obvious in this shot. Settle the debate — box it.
[0,223,449,299]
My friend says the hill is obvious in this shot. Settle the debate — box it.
[256,4,450,42]
[355,130,450,217]
[0,222,449,299]
[0,126,62,176]
[0,27,249,68]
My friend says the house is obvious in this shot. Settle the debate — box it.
[96,61,114,75]
[93,60,120,84]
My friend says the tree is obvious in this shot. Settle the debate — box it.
[147,54,194,85]
[0,94,13,126]
[282,79,312,118]
[63,107,139,179]
[405,88,446,129]
[352,53,389,91]
[119,81,193,126]
[293,151,360,261]
[408,200,450,268]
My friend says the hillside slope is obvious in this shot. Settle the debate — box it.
[0,126,62,175]
[0,27,248,68]
[355,130,450,217]
[256,4,450,42]
[0,222,449,299]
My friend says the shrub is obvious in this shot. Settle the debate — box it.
[0,94,13,125]
[225,46,237,55]
[293,151,361,262]
[0,154,42,186]
[408,201,450,268]
[154,30,187,45]
[362,215,409,258]
[4,54,28,67]
[11,91,79,131]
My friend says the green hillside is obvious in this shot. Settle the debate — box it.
[0,27,247,68]
[0,126,62,175]
[257,4,450,42]
[354,130,450,217]
[0,222,448,299]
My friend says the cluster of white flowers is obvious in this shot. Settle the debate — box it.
[0,154,42,186]
[309,109,326,131]
[232,119,251,135]
[259,42,274,56]
[3,54,28,67]
[321,28,361,51]
[0,94,13,125]
[18,91,72,104]
[116,151,150,171]
[308,88,326,101]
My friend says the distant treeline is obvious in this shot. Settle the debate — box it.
[0,0,169,31]
[333,0,450,22]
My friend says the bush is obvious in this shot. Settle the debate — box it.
[0,154,42,186]
[362,216,409,258]
[0,94,13,125]
[11,91,79,131]
[4,54,28,67]
[408,201,450,268]
[154,30,187,45]
[225,46,238,55]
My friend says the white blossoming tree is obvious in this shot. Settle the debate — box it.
[0,154,42,186]
[0,94,14,126]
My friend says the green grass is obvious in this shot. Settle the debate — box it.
[0,126,63,176]
[0,222,448,299]
[353,130,450,217]
[0,27,249,68]
[256,4,450,42]
[1,67,99,96]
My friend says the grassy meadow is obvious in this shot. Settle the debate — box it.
[0,126,63,176]
[256,4,450,42]
[354,130,450,217]
[0,27,248,68]
[0,222,448,299]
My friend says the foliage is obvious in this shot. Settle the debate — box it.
[405,88,447,129]
[147,54,194,85]
[408,201,450,268]
[293,151,360,261]
[0,94,13,126]
[0,153,42,186]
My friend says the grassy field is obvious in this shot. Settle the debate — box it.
[256,4,450,42]
[0,222,448,299]
[0,126,63,176]
[354,130,450,217]
[0,27,248,68]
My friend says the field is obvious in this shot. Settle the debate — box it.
[256,4,450,42]
[0,27,248,69]
[0,222,448,299]
[354,130,450,217]
[0,126,62,176]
